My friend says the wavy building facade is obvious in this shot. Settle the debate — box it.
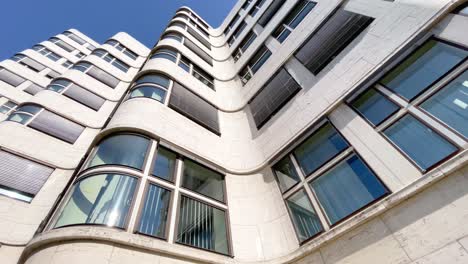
[0,0,467,263]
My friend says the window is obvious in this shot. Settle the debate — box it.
[272,0,316,43]
[91,49,130,72]
[0,150,54,202]
[241,0,252,10]
[187,27,211,50]
[137,184,171,238]
[249,67,301,128]
[295,9,373,75]
[453,3,468,16]
[176,196,229,255]
[49,37,75,52]
[62,60,73,68]
[224,14,240,35]
[75,52,86,59]
[239,45,272,85]
[249,0,267,17]
[420,70,468,138]
[47,78,105,110]
[86,44,97,51]
[233,31,256,62]
[273,119,389,242]
[54,174,138,228]
[286,189,323,242]
[0,99,18,114]
[10,54,46,72]
[128,73,171,104]
[23,83,45,95]
[0,67,26,86]
[150,48,215,89]
[32,45,62,62]
[182,159,225,202]
[379,39,467,101]
[72,62,120,88]
[228,22,247,47]
[350,88,400,126]
[165,32,213,66]
[162,32,183,43]
[53,134,232,255]
[169,82,220,134]
[84,134,150,170]
[7,104,84,143]
[105,39,139,60]
[383,114,458,171]
[257,0,286,27]
[63,31,87,45]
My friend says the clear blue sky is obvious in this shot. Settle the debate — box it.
[0,0,237,60]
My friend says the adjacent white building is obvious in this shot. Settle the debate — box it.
[0,0,467,263]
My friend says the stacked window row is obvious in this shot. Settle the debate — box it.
[150,47,215,90]
[52,134,231,255]
[0,66,45,95]
[72,61,120,88]
[105,39,139,60]
[10,54,61,79]
[168,21,212,50]
[161,32,213,66]
[172,14,210,40]
[63,31,96,51]
[91,49,130,72]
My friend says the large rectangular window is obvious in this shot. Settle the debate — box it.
[137,184,171,238]
[286,189,323,242]
[383,114,458,171]
[295,9,373,75]
[272,0,316,43]
[257,0,286,27]
[0,67,26,87]
[379,39,467,101]
[239,45,272,85]
[182,159,225,202]
[249,67,301,128]
[176,196,229,255]
[350,88,400,126]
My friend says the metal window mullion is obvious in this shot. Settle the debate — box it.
[168,158,183,243]
[165,79,174,106]
[290,152,331,231]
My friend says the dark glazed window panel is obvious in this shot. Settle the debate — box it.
[87,66,120,88]
[138,184,171,238]
[182,159,225,202]
[54,174,137,228]
[151,53,177,63]
[310,154,388,225]
[286,189,323,242]
[295,9,373,75]
[23,83,44,95]
[21,57,46,72]
[152,147,177,181]
[86,134,150,170]
[250,46,272,73]
[421,70,468,138]
[383,114,458,170]
[273,156,301,193]
[187,27,211,50]
[177,196,229,255]
[135,74,170,88]
[351,88,400,126]
[380,39,468,101]
[272,0,317,43]
[258,0,286,27]
[130,86,167,103]
[47,70,61,79]
[239,31,256,53]
[0,150,54,199]
[225,14,240,35]
[250,68,301,128]
[294,122,349,176]
[169,82,220,134]
[184,38,213,66]
[28,110,85,144]
[64,84,105,111]
[0,68,26,86]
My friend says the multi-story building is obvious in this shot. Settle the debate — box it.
[0,0,467,263]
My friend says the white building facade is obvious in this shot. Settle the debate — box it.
[0,0,468,263]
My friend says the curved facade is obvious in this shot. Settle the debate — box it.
[1,1,468,263]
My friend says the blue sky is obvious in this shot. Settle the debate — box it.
[0,0,237,60]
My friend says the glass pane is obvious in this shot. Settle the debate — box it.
[138,184,171,238]
[380,40,467,101]
[86,134,150,170]
[421,70,468,138]
[152,147,177,181]
[273,156,301,193]
[310,154,388,225]
[294,122,349,176]
[250,49,272,73]
[182,159,224,202]
[351,88,400,126]
[129,86,166,102]
[286,189,323,242]
[383,114,458,170]
[288,1,316,29]
[54,174,137,228]
[135,74,170,88]
[151,53,177,63]
[177,196,229,255]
